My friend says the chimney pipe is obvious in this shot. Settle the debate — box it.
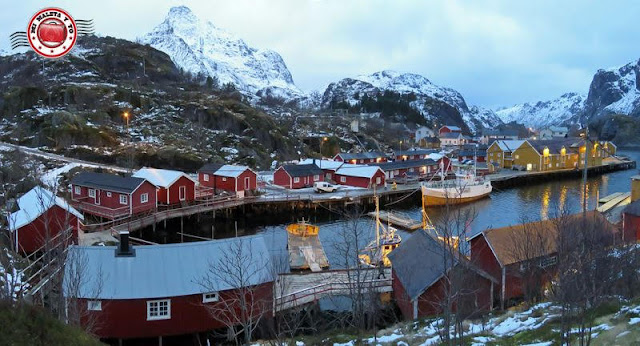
[116,231,135,257]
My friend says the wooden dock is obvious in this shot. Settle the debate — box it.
[288,233,330,272]
[597,192,631,213]
[368,210,422,230]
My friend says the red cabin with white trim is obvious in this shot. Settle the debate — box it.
[333,166,386,188]
[198,164,257,196]
[273,164,324,189]
[133,168,196,205]
[70,172,158,219]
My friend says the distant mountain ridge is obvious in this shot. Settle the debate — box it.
[495,92,586,129]
[581,59,640,121]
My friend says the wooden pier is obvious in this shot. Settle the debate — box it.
[367,210,422,230]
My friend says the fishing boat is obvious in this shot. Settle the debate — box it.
[422,147,492,206]
[286,219,329,272]
[359,196,401,267]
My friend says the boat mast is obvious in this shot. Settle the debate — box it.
[474,143,478,177]
[375,194,380,248]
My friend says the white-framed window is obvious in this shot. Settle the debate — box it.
[202,292,219,303]
[222,177,227,182]
[340,176,346,183]
[294,177,300,183]
[313,175,320,181]
[376,177,381,184]
[87,300,102,311]
[409,168,415,172]
[106,192,112,197]
[147,299,171,320]
[74,186,81,195]
[203,174,209,182]
[119,194,128,205]
[88,189,96,198]
[141,193,149,203]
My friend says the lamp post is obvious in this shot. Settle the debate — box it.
[123,111,132,172]
[319,136,328,171]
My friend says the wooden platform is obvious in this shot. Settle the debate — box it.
[599,192,624,204]
[368,210,422,230]
[288,233,329,272]
[597,192,631,213]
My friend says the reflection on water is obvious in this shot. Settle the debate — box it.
[143,151,639,270]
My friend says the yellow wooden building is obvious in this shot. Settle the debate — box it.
[487,140,527,172]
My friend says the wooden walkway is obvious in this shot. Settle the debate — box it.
[368,210,422,230]
[597,192,631,213]
[274,268,392,312]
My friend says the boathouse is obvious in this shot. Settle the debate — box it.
[133,168,196,205]
[297,159,348,182]
[393,149,436,161]
[63,234,273,341]
[7,186,83,254]
[333,166,386,188]
[370,159,438,181]
[389,230,497,320]
[622,176,640,242]
[197,163,257,197]
[469,211,617,308]
[273,164,324,189]
[438,125,462,136]
[70,172,158,219]
[333,151,388,164]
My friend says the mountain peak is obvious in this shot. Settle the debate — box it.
[140,6,302,98]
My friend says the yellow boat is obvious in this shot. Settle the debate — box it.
[359,196,401,268]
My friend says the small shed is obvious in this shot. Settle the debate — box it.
[334,166,386,188]
[133,168,196,205]
[7,186,83,254]
[198,163,257,197]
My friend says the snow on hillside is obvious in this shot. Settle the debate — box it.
[322,70,503,133]
[495,92,585,129]
[601,62,640,115]
[140,6,303,99]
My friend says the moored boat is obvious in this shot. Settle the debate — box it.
[287,220,330,272]
[359,196,401,267]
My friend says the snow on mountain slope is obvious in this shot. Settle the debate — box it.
[495,92,585,129]
[321,70,503,133]
[140,6,302,99]
[582,59,640,120]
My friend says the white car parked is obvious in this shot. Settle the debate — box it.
[314,181,339,193]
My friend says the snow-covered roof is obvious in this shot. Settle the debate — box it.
[335,166,383,179]
[494,140,527,152]
[8,186,83,231]
[441,125,461,131]
[213,164,253,178]
[132,168,196,188]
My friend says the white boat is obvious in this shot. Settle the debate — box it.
[421,147,492,206]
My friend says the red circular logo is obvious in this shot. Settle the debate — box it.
[27,8,77,58]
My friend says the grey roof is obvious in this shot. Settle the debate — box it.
[335,151,387,160]
[484,129,518,137]
[370,159,438,171]
[281,164,323,177]
[529,139,581,155]
[388,231,455,300]
[440,132,462,139]
[441,125,461,131]
[71,172,147,193]
[458,150,487,157]
[63,235,273,299]
[394,149,437,157]
[624,199,640,217]
[422,136,440,143]
[198,163,224,174]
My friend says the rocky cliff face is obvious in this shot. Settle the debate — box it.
[139,6,303,100]
[321,70,503,134]
[495,92,586,129]
[581,59,640,121]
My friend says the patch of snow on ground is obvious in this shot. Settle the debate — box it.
[367,331,403,344]
[629,317,640,325]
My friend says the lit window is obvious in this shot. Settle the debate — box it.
[222,177,227,182]
[294,177,300,183]
[119,194,128,205]
[106,192,112,197]
[203,174,209,182]
[88,189,96,198]
[147,299,171,320]
[515,155,519,159]
[87,300,101,311]
[74,186,81,195]
[141,193,149,203]
[203,292,219,303]
[340,176,346,183]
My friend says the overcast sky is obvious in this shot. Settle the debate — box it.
[2,0,640,108]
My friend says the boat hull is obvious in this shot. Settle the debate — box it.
[422,182,492,206]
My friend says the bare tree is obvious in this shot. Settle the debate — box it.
[198,237,273,345]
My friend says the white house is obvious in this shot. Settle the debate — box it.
[540,126,568,139]
[414,126,435,143]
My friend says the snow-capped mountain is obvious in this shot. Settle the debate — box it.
[495,92,586,129]
[582,59,640,120]
[140,6,302,99]
[321,70,503,133]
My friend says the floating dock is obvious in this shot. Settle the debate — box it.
[287,222,330,272]
[368,210,422,230]
[597,192,631,213]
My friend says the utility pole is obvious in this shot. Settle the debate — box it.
[582,126,589,214]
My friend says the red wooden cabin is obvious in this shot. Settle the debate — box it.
[389,230,497,320]
[438,125,462,136]
[333,166,385,188]
[393,149,436,161]
[71,172,158,219]
[333,151,388,164]
[273,164,323,189]
[370,158,439,181]
[7,186,83,254]
[197,163,257,197]
[133,168,196,205]
[623,200,640,242]
[64,234,274,343]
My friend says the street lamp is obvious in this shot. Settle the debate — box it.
[123,111,132,172]
[319,136,328,171]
